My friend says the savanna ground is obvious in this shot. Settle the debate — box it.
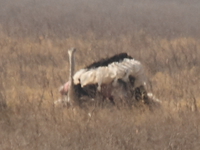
[0,0,200,149]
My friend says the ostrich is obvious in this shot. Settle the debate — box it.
[58,49,153,107]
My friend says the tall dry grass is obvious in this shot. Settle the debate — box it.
[0,0,200,149]
[0,30,200,149]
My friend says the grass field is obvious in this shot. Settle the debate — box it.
[0,0,200,149]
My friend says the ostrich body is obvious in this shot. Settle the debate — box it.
[59,51,149,106]
[76,58,146,91]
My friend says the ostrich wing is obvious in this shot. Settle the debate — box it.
[73,69,88,84]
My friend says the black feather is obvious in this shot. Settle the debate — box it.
[86,53,132,69]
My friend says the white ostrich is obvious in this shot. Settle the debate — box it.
[59,49,151,106]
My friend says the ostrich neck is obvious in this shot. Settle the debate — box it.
[69,52,75,85]
[67,48,80,106]
[67,48,77,105]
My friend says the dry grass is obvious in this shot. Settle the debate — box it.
[0,0,200,149]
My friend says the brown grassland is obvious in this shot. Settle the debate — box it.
[0,0,200,149]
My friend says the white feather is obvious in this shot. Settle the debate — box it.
[80,69,97,87]
[73,69,87,84]
[72,58,147,91]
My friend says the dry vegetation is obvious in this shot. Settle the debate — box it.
[0,0,200,149]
